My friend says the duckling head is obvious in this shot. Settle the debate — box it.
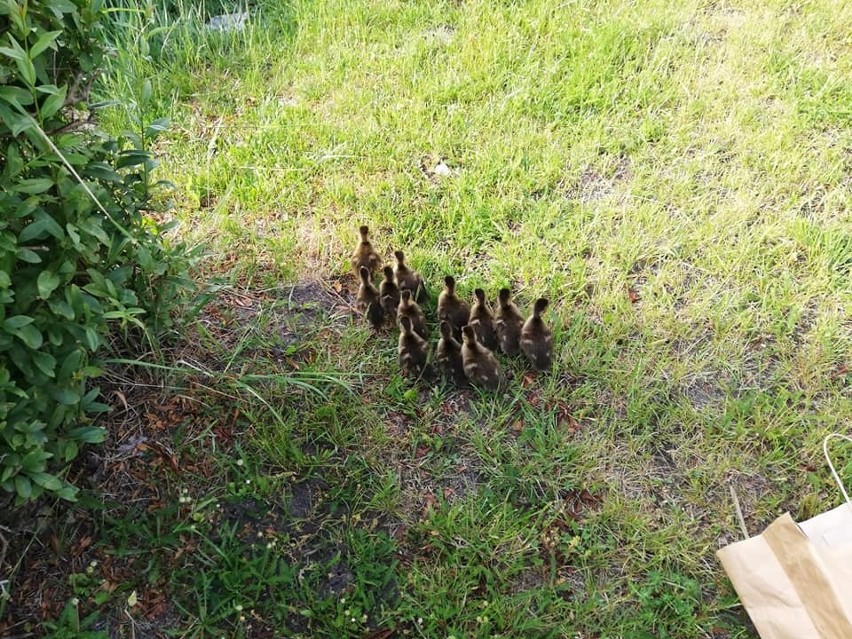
[498,288,512,306]
[440,320,454,340]
[444,275,457,294]
[462,324,478,345]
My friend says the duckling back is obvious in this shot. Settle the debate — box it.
[437,275,470,338]
[397,289,428,339]
[380,266,401,316]
[470,288,498,350]
[398,316,429,378]
[436,320,466,385]
[393,250,428,303]
[351,225,381,276]
[494,288,524,356]
[520,298,553,370]
[356,266,384,329]
[461,324,505,391]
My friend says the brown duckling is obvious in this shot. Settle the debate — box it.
[493,287,525,356]
[470,288,498,350]
[437,275,470,338]
[520,298,553,370]
[461,324,505,391]
[379,266,401,317]
[397,289,428,339]
[435,320,466,385]
[398,316,429,379]
[356,266,384,329]
[351,225,382,277]
[393,250,428,302]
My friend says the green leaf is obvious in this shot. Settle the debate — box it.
[83,326,100,350]
[56,484,78,502]
[40,85,67,120]
[32,351,57,377]
[116,149,153,169]
[0,46,24,61]
[146,117,170,137]
[30,472,63,491]
[68,427,106,444]
[43,0,78,14]
[48,298,75,319]
[64,440,79,462]
[141,79,152,106]
[0,271,10,287]
[0,85,34,106]
[3,315,34,330]
[0,102,33,136]
[12,324,43,349]
[16,248,42,263]
[51,387,79,405]
[37,270,60,299]
[20,211,65,242]
[30,30,62,58]
[14,475,32,500]
[16,56,37,87]
[58,349,84,380]
[14,178,54,194]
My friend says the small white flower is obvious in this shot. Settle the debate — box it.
[236,459,244,466]
[245,479,251,484]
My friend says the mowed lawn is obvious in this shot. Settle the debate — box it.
[77,0,851,636]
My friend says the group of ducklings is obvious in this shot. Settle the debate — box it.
[351,226,554,391]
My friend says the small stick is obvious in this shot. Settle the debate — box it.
[729,484,749,539]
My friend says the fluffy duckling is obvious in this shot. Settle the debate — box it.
[435,320,466,385]
[493,287,525,356]
[520,298,553,370]
[356,266,384,329]
[351,225,382,277]
[393,250,428,303]
[398,316,429,379]
[461,323,505,391]
[470,288,498,350]
[397,289,428,339]
[437,275,470,338]
[379,266,401,317]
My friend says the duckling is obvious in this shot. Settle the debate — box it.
[470,288,498,350]
[397,289,428,339]
[435,320,466,385]
[437,275,470,338]
[351,225,382,277]
[398,316,429,379]
[379,266,401,317]
[493,287,525,356]
[520,298,553,370]
[461,323,505,391]
[356,266,384,330]
[393,250,428,303]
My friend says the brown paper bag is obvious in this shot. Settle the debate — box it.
[717,434,852,639]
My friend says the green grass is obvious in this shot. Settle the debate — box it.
[26,0,852,636]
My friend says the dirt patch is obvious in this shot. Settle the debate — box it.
[683,375,726,411]
[562,155,632,203]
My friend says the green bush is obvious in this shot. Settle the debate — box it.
[0,0,193,503]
